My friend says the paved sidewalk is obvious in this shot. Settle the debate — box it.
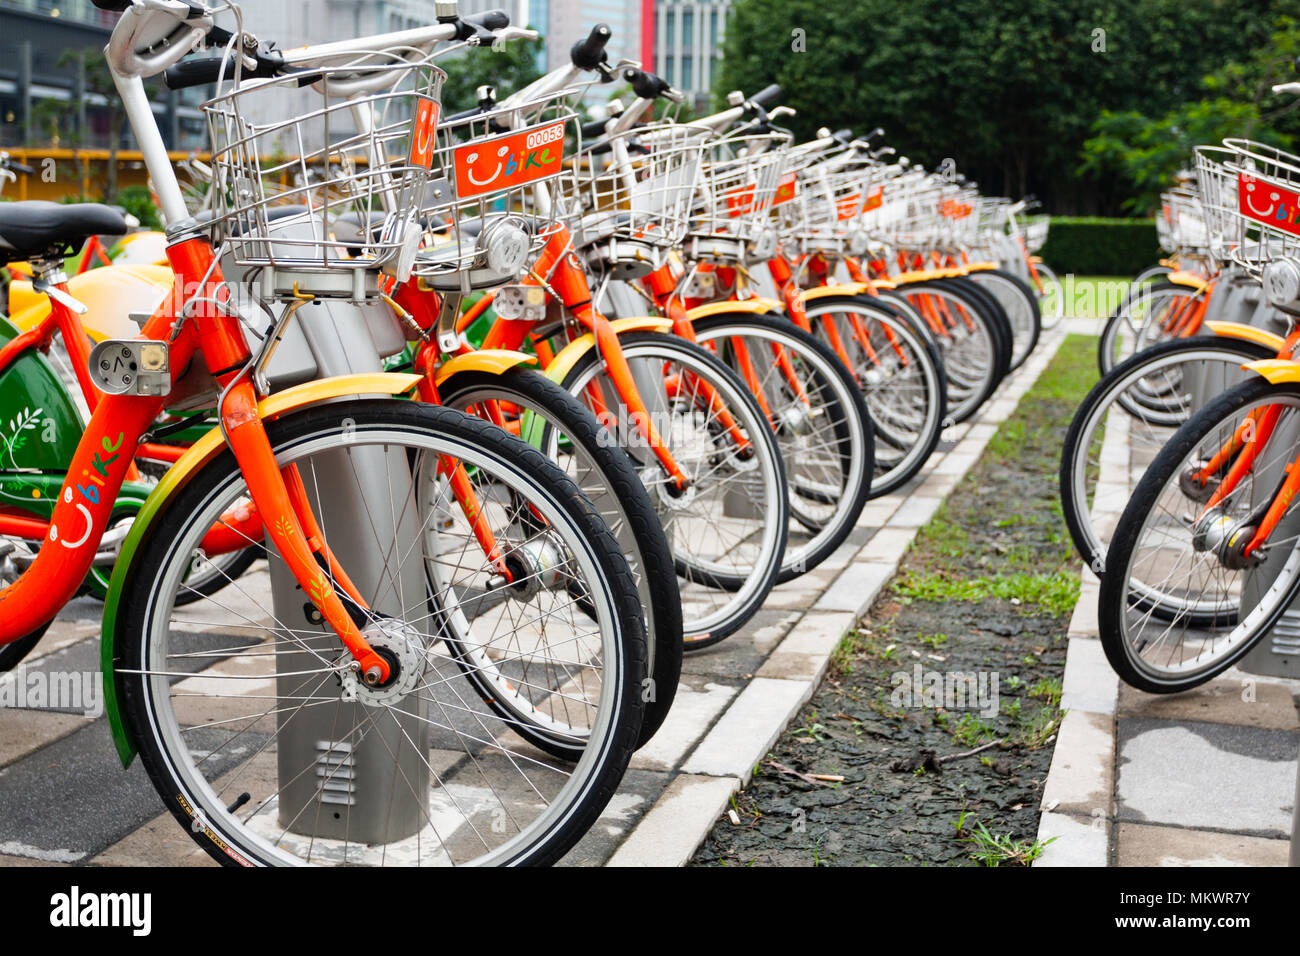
[1035,336,1300,868]
[0,327,1069,868]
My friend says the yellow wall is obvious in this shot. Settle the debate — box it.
[1,147,210,202]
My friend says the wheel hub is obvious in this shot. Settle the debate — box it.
[339,617,427,707]
[1191,508,1262,570]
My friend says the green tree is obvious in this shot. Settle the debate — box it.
[714,0,1281,214]
[1080,13,1300,213]
[438,35,546,116]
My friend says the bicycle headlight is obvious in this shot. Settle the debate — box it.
[479,219,530,277]
[750,226,778,261]
[846,224,871,256]
[1262,257,1300,310]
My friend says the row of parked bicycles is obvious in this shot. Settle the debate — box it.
[1059,65,1300,693]
[0,0,1050,865]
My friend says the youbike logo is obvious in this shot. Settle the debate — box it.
[861,187,883,212]
[452,121,566,199]
[772,172,798,206]
[836,192,862,220]
[1238,171,1300,236]
[408,97,440,169]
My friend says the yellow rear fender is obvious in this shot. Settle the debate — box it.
[1166,270,1209,294]
[542,317,672,385]
[1205,321,1287,353]
[795,283,873,308]
[8,264,174,340]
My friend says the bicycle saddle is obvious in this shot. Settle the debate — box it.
[0,201,128,264]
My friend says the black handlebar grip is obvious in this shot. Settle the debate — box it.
[623,68,670,100]
[164,57,231,90]
[581,118,610,139]
[862,126,885,145]
[463,8,510,30]
[91,0,132,10]
[748,84,782,108]
[9,161,34,175]
[571,23,612,70]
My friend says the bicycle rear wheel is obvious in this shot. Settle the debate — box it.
[691,312,873,583]
[800,295,946,496]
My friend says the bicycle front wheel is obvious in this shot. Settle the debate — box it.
[1060,337,1272,575]
[1100,378,1300,692]
[691,313,874,583]
[117,400,647,866]
[560,331,788,649]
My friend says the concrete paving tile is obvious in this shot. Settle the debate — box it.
[559,769,673,866]
[1060,635,1118,716]
[681,677,813,780]
[1118,678,1298,732]
[887,496,943,528]
[1116,717,1298,835]
[757,611,856,682]
[1033,810,1109,866]
[813,561,894,614]
[1115,823,1289,866]
[0,709,93,768]
[629,676,741,772]
[1039,710,1113,816]
[606,773,739,867]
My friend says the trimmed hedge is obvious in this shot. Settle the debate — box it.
[1038,217,1158,277]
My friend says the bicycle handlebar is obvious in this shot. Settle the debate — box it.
[748,84,781,108]
[623,68,683,103]
[570,23,612,70]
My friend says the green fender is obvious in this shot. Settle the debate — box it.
[100,372,422,767]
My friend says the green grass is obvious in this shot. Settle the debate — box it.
[899,334,1098,618]
[893,569,1080,617]
[962,821,1057,867]
[1060,275,1132,319]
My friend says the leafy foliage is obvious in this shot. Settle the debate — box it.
[1037,216,1159,274]
[716,0,1299,215]
[439,36,546,116]
[1080,12,1300,213]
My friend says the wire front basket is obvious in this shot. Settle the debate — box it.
[1220,138,1300,276]
[1023,216,1049,253]
[413,90,582,291]
[776,143,881,255]
[687,130,792,262]
[565,122,711,274]
[204,54,446,297]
